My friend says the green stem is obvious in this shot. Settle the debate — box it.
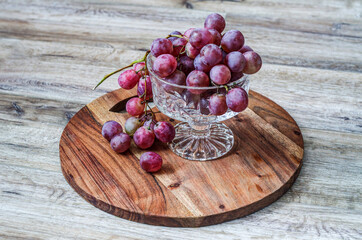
[93,50,150,90]
[166,34,186,39]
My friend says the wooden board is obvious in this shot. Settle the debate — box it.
[59,89,304,227]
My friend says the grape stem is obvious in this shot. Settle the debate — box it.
[93,50,150,90]
[166,34,187,40]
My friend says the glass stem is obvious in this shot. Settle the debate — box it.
[189,123,211,137]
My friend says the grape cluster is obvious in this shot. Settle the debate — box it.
[95,13,263,170]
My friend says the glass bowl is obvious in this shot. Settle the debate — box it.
[146,54,250,161]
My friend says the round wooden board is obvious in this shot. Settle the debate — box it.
[59,89,304,227]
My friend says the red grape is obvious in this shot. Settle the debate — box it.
[168,30,182,42]
[204,13,226,33]
[238,45,253,53]
[208,29,222,46]
[137,76,153,100]
[243,51,262,74]
[163,70,186,94]
[143,118,156,131]
[133,62,145,77]
[152,54,177,78]
[200,44,223,67]
[209,94,228,115]
[150,38,173,57]
[184,28,195,39]
[133,126,155,149]
[221,30,245,53]
[126,97,145,116]
[102,121,123,142]
[189,28,213,49]
[154,121,175,143]
[186,70,210,94]
[226,87,248,112]
[140,152,162,172]
[118,69,140,90]
[194,54,212,73]
[225,51,246,72]
[209,64,231,85]
[125,116,142,136]
[185,42,200,59]
[171,37,187,57]
[177,55,195,75]
[110,133,131,153]
[200,97,210,115]
[230,71,244,82]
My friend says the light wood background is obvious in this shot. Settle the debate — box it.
[0,0,361,239]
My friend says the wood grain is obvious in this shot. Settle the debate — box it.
[1,0,361,238]
[59,89,304,227]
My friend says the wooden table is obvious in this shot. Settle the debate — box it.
[1,0,361,239]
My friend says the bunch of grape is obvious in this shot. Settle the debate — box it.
[95,13,262,171]
[101,119,170,172]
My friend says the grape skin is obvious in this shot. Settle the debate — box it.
[226,87,248,112]
[133,62,145,77]
[137,76,153,100]
[208,29,222,46]
[150,38,173,57]
[186,70,210,94]
[133,126,155,149]
[177,55,195,75]
[184,28,195,40]
[189,28,213,49]
[185,42,200,59]
[209,64,231,85]
[204,13,226,33]
[243,51,262,74]
[102,121,123,142]
[171,37,187,57]
[125,117,142,137]
[209,94,228,116]
[140,152,162,172]
[152,54,177,78]
[168,30,182,42]
[221,30,245,53]
[110,133,131,153]
[225,51,246,72]
[118,69,140,90]
[126,97,145,116]
[194,54,212,73]
[230,71,244,82]
[238,45,253,53]
[163,70,186,94]
[199,44,223,68]
[154,121,176,143]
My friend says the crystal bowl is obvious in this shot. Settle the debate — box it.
[147,54,250,161]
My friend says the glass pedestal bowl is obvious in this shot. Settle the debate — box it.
[147,55,250,161]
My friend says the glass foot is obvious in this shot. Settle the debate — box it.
[168,122,234,161]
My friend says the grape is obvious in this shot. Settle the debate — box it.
[209,64,231,85]
[126,97,145,116]
[221,49,227,64]
[185,42,200,59]
[133,126,155,149]
[182,89,199,108]
[199,44,223,67]
[168,30,182,42]
[225,51,246,72]
[200,97,210,115]
[154,121,175,143]
[189,28,213,49]
[177,55,195,75]
[150,38,173,57]
[243,51,262,74]
[230,71,244,82]
[110,133,131,153]
[139,152,162,172]
[226,87,248,112]
[171,37,187,57]
[186,70,210,94]
[194,54,212,73]
[238,45,253,53]
[209,94,228,115]
[208,29,222,46]
[118,69,140,90]
[137,76,153,100]
[125,116,142,136]
[163,70,186,94]
[133,62,145,77]
[102,121,123,142]
[143,118,156,131]
[221,30,245,53]
[184,28,195,39]
[204,13,226,33]
[152,54,177,78]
